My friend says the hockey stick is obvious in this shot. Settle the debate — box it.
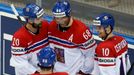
[10,4,25,24]
[127,63,134,75]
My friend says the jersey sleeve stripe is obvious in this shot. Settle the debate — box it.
[27,38,48,49]
[80,42,96,50]
[79,36,96,50]
[26,38,48,50]
[12,38,48,55]
[97,57,116,66]
[49,36,79,46]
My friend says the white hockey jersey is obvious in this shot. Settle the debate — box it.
[48,18,97,75]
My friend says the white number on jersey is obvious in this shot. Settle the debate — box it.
[12,38,20,46]
[68,34,74,42]
[83,29,91,40]
[102,48,110,56]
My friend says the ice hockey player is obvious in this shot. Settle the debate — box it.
[31,47,68,75]
[93,13,131,75]
[48,0,97,75]
[10,3,49,75]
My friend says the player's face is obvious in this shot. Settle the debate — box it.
[54,16,70,27]
[96,26,107,39]
[29,17,43,28]
[34,17,42,24]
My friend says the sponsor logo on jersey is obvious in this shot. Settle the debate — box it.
[98,58,115,63]
[11,46,26,54]
[12,48,25,52]
[82,37,95,48]
[114,39,127,52]
[83,39,94,47]
[98,57,115,65]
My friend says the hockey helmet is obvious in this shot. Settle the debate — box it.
[37,47,56,67]
[93,13,115,30]
[23,3,45,19]
[52,0,71,18]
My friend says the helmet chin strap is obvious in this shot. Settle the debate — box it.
[102,29,109,40]
[102,28,112,40]
[31,23,36,28]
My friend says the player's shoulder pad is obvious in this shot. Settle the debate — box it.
[12,28,32,47]
[97,41,111,49]
[48,20,57,30]
[74,20,93,41]
[74,19,88,31]
[42,20,49,26]
[41,20,49,31]
[114,35,126,41]
[11,27,34,55]
[73,20,96,49]
[49,20,57,26]
[13,29,32,42]
[11,35,31,55]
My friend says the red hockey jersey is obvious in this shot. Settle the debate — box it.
[95,35,130,75]
[11,21,49,55]
[10,21,49,75]
[48,18,97,75]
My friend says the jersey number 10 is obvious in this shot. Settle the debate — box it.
[102,48,110,56]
